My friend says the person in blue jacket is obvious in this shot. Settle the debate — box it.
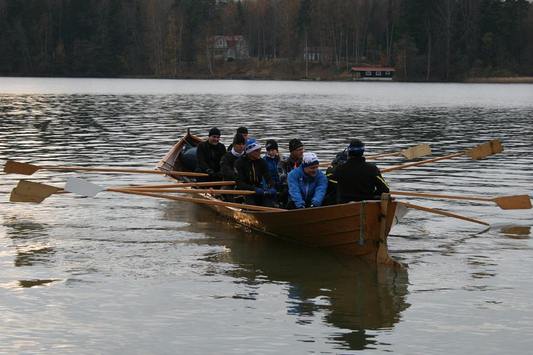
[262,139,281,187]
[287,152,328,209]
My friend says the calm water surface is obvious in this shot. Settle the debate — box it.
[1,78,532,354]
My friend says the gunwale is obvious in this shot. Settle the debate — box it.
[157,131,398,264]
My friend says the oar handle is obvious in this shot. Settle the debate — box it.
[41,165,208,177]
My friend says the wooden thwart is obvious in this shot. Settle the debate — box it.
[391,191,531,210]
[3,160,208,178]
[382,139,503,173]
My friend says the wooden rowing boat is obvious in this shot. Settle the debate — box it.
[157,131,400,266]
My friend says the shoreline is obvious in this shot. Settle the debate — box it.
[1,72,533,84]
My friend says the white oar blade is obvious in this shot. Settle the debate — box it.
[494,195,532,210]
[64,177,105,197]
[401,144,432,160]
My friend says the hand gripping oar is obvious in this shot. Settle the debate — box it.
[3,160,208,178]
[391,191,532,210]
[382,139,503,173]
[63,177,283,212]
[399,202,489,226]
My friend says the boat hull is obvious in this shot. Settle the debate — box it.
[158,131,399,264]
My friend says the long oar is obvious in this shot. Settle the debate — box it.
[382,139,503,173]
[4,160,208,178]
[124,187,256,195]
[8,180,240,203]
[400,202,489,226]
[63,178,283,212]
[367,144,432,160]
[118,181,236,189]
[391,191,532,210]
[319,143,432,167]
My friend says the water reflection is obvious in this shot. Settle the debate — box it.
[169,202,409,350]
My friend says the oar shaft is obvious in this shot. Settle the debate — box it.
[382,152,464,173]
[391,190,492,202]
[123,187,255,195]
[367,151,401,159]
[41,165,207,177]
[400,202,489,226]
[118,181,236,189]
[108,188,284,212]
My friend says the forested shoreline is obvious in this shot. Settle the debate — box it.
[1,0,532,82]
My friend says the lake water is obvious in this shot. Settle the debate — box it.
[1,77,532,354]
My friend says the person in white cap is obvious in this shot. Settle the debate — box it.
[287,152,328,209]
[235,138,277,207]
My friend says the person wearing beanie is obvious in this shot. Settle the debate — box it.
[277,138,305,206]
[235,138,277,207]
[330,139,389,203]
[196,127,226,180]
[220,133,246,181]
[263,139,281,187]
[287,152,328,209]
[227,126,249,152]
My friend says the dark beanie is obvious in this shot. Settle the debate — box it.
[208,127,221,136]
[348,139,365,156]
[236,126,248,135]
[288,138,303,152]
[233,133,246,145]
[265,139,278,151]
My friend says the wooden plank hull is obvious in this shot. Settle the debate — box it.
[157,131,399,264]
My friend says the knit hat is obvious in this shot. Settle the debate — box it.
[302,152,319,168]
[208,127,221,137]
[265,139,278,151]
[288,138,303,152]
[233,133,246,145]
[347,139,365,156]
[236,126,248,135]
[245,138,261,154]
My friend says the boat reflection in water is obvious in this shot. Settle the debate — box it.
[169,203,410,351]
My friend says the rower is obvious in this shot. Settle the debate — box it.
[287,152,328,209]
[220,133,246,181]
[278,138,304,206]
[227,126,249,152]
[235,138,277,207]
[329,139,389,203]
[196,127,226,180]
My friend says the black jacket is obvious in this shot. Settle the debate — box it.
[330,156,389,202]
[220,151,241,181]
[235,155,273,191]
[277,155,302,185]
[196,141,226,174]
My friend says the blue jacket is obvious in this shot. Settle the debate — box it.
[262,154,280,186]
[287,166,328,208]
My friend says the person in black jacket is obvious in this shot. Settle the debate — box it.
[220,133,246,181]
[235,138,277,207]
[227,126,249,152]
[196,127,226,180]
[330,139,389,203]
